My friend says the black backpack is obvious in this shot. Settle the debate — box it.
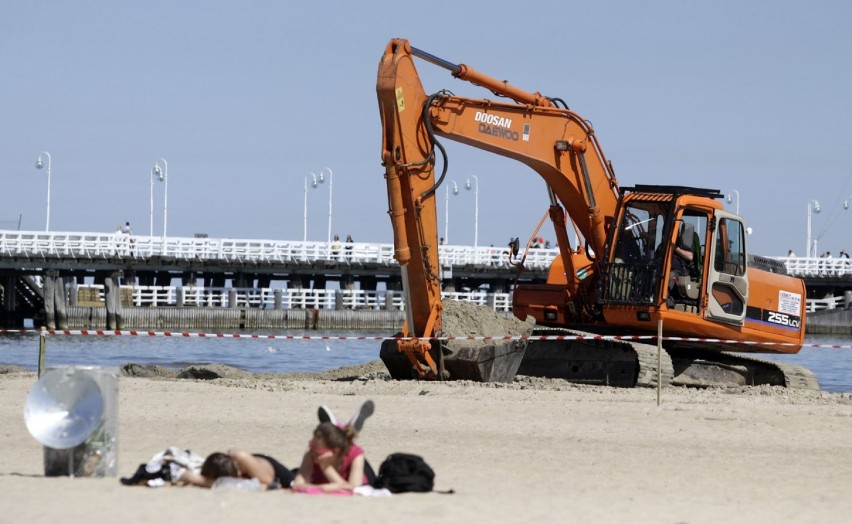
[372,453,435,493]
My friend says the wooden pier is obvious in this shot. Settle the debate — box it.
[0,231,551,330]
[1,229,850,331]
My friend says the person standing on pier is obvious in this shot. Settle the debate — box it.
[331,235,341,259]
[345,234,354,261]
[121,221,134,256]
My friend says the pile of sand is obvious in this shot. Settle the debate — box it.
[439,299,534,340]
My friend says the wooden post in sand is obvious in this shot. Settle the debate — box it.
[657,319,663,406]
[38,326,46,378]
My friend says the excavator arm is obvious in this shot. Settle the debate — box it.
[377,40,444,377]
[377,39,620,376]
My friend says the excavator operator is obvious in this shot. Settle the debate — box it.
[668,222,697,304]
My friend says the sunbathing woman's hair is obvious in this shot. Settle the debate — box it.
[314,421,356,451]
[200,452,238,479]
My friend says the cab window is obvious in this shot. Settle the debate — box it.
[714,218,746,276]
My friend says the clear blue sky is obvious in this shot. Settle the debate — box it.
[2,1,850,256]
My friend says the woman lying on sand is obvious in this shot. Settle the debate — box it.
[179,449,293,490]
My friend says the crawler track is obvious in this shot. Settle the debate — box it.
[666,348,820,390]
[519,328,819,390]
[517,328,674,388]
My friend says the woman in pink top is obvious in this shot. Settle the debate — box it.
[292,401,374,494]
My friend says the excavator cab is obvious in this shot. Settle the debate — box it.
[600,184,754,330]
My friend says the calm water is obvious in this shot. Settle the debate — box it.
[0,331,383,376]
[1,331,850,392]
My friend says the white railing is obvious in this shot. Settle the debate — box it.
[74,285,513,312]
[4,230,852,281]
[77,283,848,315]
[0,229,558,270]
[5,229,850,278]
[806,295,849,313]
[779,256,852,278]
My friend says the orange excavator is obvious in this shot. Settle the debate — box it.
[377,38,817,388]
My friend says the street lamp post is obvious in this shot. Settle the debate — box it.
[149,168,155,236]
[806,199,820,258]
[152,159,168,238]
[726,189,740,215]
[444,181,459,243]
[303,172,319,242]
[318,167,333,245]
[465,175,479,250]
[35,151,52,231]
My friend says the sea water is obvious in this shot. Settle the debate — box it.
[1,331,850,392]
[0,330,382,376]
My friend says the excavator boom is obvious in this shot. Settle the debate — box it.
[378,40,619,331]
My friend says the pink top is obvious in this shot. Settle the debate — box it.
[310,444,366,485]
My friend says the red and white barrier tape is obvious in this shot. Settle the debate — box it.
[1,328,850,349]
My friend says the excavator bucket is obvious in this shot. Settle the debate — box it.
[380,300,534,382]
[439,336,529,382]
[379,333,530,383]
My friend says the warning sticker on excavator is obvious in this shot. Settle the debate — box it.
[778,290,801,315]
[395,87,406,112]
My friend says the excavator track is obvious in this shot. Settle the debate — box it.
[517,328,674,388]
[519,328,819,390]
[665,347,820,390]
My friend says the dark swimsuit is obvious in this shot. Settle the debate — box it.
[254,454,294,489]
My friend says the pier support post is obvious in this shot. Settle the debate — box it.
[274,289,283,310]
[176,286,185,307]
[43,270,56,330]
[486,293,497,311]
[228,289,238,308]
[115,272,126,330]
[41,271,69,330]
[384,290,397,311]
[105,272,122,330]
[54,275,67,330]
[68,278,78,306]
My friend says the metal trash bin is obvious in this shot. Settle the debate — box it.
[24,366,119,477]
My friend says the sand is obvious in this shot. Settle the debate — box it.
[2,363,852,524]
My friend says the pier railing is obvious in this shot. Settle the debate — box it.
[2,230,850,277]
[780,256,852,278]
[75,284,515,312]
[71,283,840,314]
[806,295,850,313]
[0,230,559,269]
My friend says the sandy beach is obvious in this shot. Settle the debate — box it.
[2,363,852,524]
